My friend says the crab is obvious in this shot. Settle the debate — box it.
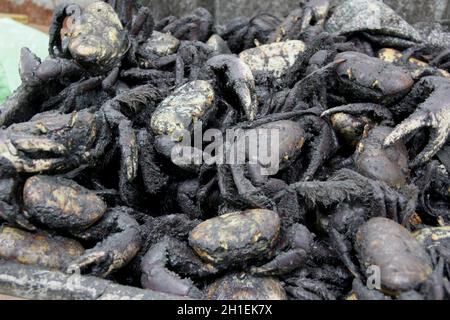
[0,225,85,271]
[139,209,321,298]
[140,209,279,298]
[148,55,261,171]
[1,1,154,127]
[0,110,109,177]
[218,13,280,53]
[325,0,422,49]
[206,272,287,300]
[282,261,353,300]
[271,125,419,275]
[412,226,450,300]
[340,50,450,168]
[300,49,450,168]
[15,84,164,210]
[149,80,216,170]
[414,160,450,224]
[239,40,307,87]
[174,41,216,86]
[216,110,339,213]
[155,7,214,43]
[348,218,450,300]
[269,0,332,43]
[0,175,141,278]
[0,82,162,212]
[133,31,180,70]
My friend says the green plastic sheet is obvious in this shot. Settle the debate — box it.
[0,18,49,103]
[0,61,10,104]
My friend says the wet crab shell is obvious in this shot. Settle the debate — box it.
[335,52,414,103]
[355,218,433,293]
[330,113,370,147]
[150,80,215,141]
[66,1,129,72]
[355,126,409,188]
[206,272,287,300]
[23,175,107,231]
[189,209,280,268]
[239,41,306,79]
[0,226,84,271]
[238,120,305,172]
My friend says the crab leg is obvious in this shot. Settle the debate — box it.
[67,207,141,278]
[204,54,258,121]
[321,103,394,125]
[140,237,205,299]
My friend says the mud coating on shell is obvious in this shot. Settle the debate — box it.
[239,41,306,78]
[0,226,84,271]
[23,175,107,231]
[331,113,367,146]
[68,1,129,72]
[355,218,432,293]
[189,209,280,267]
[255,120,305,165]
[142,31,180,56]
[206,272,287,300]
[335,52,413,102]
[0,110,99,174]
[355,126,409,187]
[150,80,215,139]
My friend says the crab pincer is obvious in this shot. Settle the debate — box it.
[384,76,450,167]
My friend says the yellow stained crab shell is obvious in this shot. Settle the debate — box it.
[66,1,129,72]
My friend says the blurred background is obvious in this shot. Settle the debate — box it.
[0,0,449,103]
[1,0,449,26]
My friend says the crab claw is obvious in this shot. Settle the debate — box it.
[251,224,313,276]
[204,54,258,121]
[66,208,141,278]
[19,48,42,86]
[384,76,450,167]
[140,237,209,299]
[0,132,68,174]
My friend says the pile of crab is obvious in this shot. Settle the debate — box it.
[1,0,450,300]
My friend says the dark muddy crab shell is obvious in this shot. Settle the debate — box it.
[54,1,130,74]
[189,209,280,268]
